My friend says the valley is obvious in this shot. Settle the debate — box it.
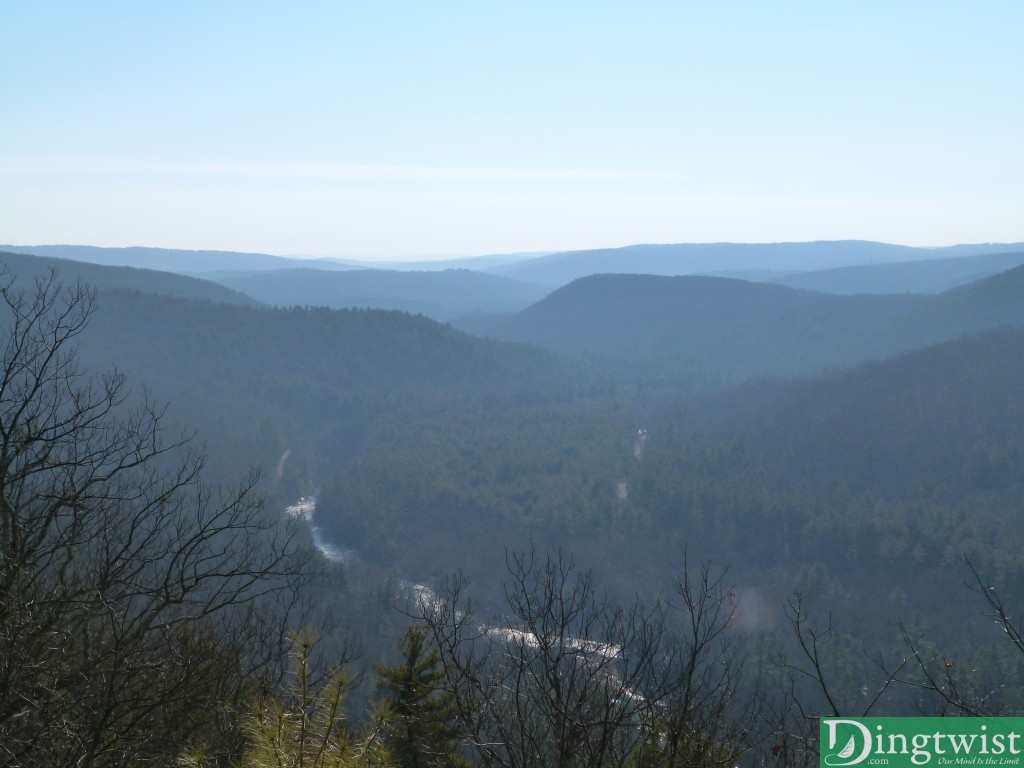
[2,241,1023,764]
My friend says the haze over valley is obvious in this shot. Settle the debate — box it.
[3,240,1023,617]
[4,239,1024,766]
[3,1,1023,764]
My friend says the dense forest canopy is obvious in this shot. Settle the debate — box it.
[1,248,1023,766]
[458,266,1024,381]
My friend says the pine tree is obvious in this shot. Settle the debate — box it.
[374,625,466,768]
[230,632,390,768]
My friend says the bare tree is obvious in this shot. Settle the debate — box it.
[0,269,311,766]
[636,555,755,768]
[763,557,1024,768]
[762,595,908,768]
[894,556,1024,717]
[417,548,755,768]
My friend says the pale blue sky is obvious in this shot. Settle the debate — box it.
[1,1,1021,259]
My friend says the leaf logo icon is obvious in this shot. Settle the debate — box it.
[837,736,857,759]
[822,719,874,766]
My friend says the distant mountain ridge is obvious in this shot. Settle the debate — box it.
[7,241,1024,333]
[0,250,262,306]
[10,241,1024,287]
[769,250,1024,294]
[0,244,359,274]
[209,267,550,321]
[459,265,1024,381]
[11,239,1024,662]
[487,240,1024,285]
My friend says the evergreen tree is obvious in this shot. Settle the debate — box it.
[374,625,466,768]
[224,632,390,768]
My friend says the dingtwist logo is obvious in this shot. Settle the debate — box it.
[823,719,874,766]
[819,717,1023,768]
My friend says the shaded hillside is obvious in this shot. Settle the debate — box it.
[611,326,1024,646]
[462,274,921,380]
[845,262,1024,372]
[85,290,568,396]
[0,244,358,274]
[0,250,262,306]
[462,268,1024,381]
[313,323,1024,654]
[210,267,550,321]
[917,263,1024,327]
[488,240,1024,285]
[315,398,636,583]
[71,289,582,494]
[645,326,1024,503]
[770,250,1024,294]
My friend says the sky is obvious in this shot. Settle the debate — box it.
[1,1,1022,260]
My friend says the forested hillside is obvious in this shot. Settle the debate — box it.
[73,288,584,498]
[8,0,1023,756]
[317,324,1024,594]
[657,326,1024,502]
[461,266,1024,381]
[3,252,1023,765]
[0,249,262,305]
[209,266,549,320]
[770,249,1024,294]
[314,322,1024,728]
[630,326,1024,575]
[9,251,1018,623]
[462,273,917,380]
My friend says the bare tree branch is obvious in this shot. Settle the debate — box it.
[0,268,314,766]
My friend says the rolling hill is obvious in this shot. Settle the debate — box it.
[0,244,358,274]
[649,324,1024,502]
[459,266,1024,382]
[769,250,1024,294]
[0,250,263,306]
[312,318,1024,645]
[486,240,1024,285]
[208,267,550,321]
[9,240,1023,696]
[66,287,581,493]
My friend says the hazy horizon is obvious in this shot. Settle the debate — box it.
[6,238,1024,268]
[2,2,1022,257]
